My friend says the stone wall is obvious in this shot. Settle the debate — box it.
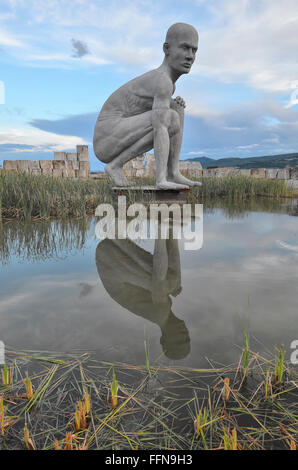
[199,166,298,188]
[3,145,90,178]
[123,154,155,178]
[123,153,203,178]
[123,155,298,188]
[2,146,298,188]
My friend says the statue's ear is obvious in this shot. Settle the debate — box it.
[163,42,169,55]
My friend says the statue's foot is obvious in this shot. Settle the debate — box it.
[156,181,189,190]
[105,164,133,187]
[169,173,202,187]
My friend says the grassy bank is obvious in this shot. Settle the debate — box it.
[0,339,297,450]
[0,171,113,221]
[189,174,293,202]
[0,171,295,221]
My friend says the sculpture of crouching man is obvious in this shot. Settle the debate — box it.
[93,22,201,190]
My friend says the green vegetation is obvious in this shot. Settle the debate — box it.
[0,340,297,450]
[0,171,294,221]
[0,170,112,221]
[188,175,293,202]
[242,330,250,379]
[274,344,285,385]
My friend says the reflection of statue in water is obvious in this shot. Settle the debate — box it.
[95,235,190,360]
[93,22,201,190]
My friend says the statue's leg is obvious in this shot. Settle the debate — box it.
[105,129,154,186]
[94,110,189,188]
[94,111,154,186]
[96,239,153,290]
[167,102,202,187]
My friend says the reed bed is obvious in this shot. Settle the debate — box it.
[0,171,113,221]
[187,175,293,203]
[0,340,298,450]
[0,171,294,221]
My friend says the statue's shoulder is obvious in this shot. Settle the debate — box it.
[126,68,172,94]
[146,68,173,96]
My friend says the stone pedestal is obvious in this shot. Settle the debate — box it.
[112,186,190,203]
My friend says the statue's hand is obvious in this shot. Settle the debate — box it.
[171,96,186,115]
[173,96,186,108]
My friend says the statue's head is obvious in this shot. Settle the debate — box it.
[160,311,191,360]
[163,23,199,75]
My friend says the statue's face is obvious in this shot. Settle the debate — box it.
[166,28,198,74]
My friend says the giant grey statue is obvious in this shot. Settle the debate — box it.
[93,22,201,189]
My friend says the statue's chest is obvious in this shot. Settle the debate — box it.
[125,93,153,115]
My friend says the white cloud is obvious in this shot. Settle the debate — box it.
[187,151,205,155]
[237,144,259,149]
[0,28,24,47]
[1,0,298,95]
[24,52,111,67]
[1,0,298,160]
[277,240,298,253]
[285,81,298,108]
[0,126,87,151]
[193,0,298,93]
[0,0,160,68]
[181,98,298,157]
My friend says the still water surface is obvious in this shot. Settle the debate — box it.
[1,198,298,368]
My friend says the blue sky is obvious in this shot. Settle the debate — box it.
[0,0,298,171]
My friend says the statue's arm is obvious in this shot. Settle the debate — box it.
[151,84,172,178]
[151,238,170,305]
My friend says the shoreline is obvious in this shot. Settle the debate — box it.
[0,341,297,450]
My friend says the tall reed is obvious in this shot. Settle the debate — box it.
[274,344,285,384]
[0,171,113,220]
[242,331,249,379]
[0,171,293,221]
[188,175,292,203]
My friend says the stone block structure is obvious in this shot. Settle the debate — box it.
[265,168,278,179]
[179,161,203,178]
[122,154,298,188]
[3,145,90,178]
[2,146,298,188]
[251,168,266,178]
[123,154,202,178]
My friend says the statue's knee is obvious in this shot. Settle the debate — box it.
[168,109,181,136]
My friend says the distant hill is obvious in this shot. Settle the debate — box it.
[186,153,298,169]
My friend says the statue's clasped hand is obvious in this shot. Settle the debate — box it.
[173,96,186,108]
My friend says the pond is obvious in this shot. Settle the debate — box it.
[1,197,298,369]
